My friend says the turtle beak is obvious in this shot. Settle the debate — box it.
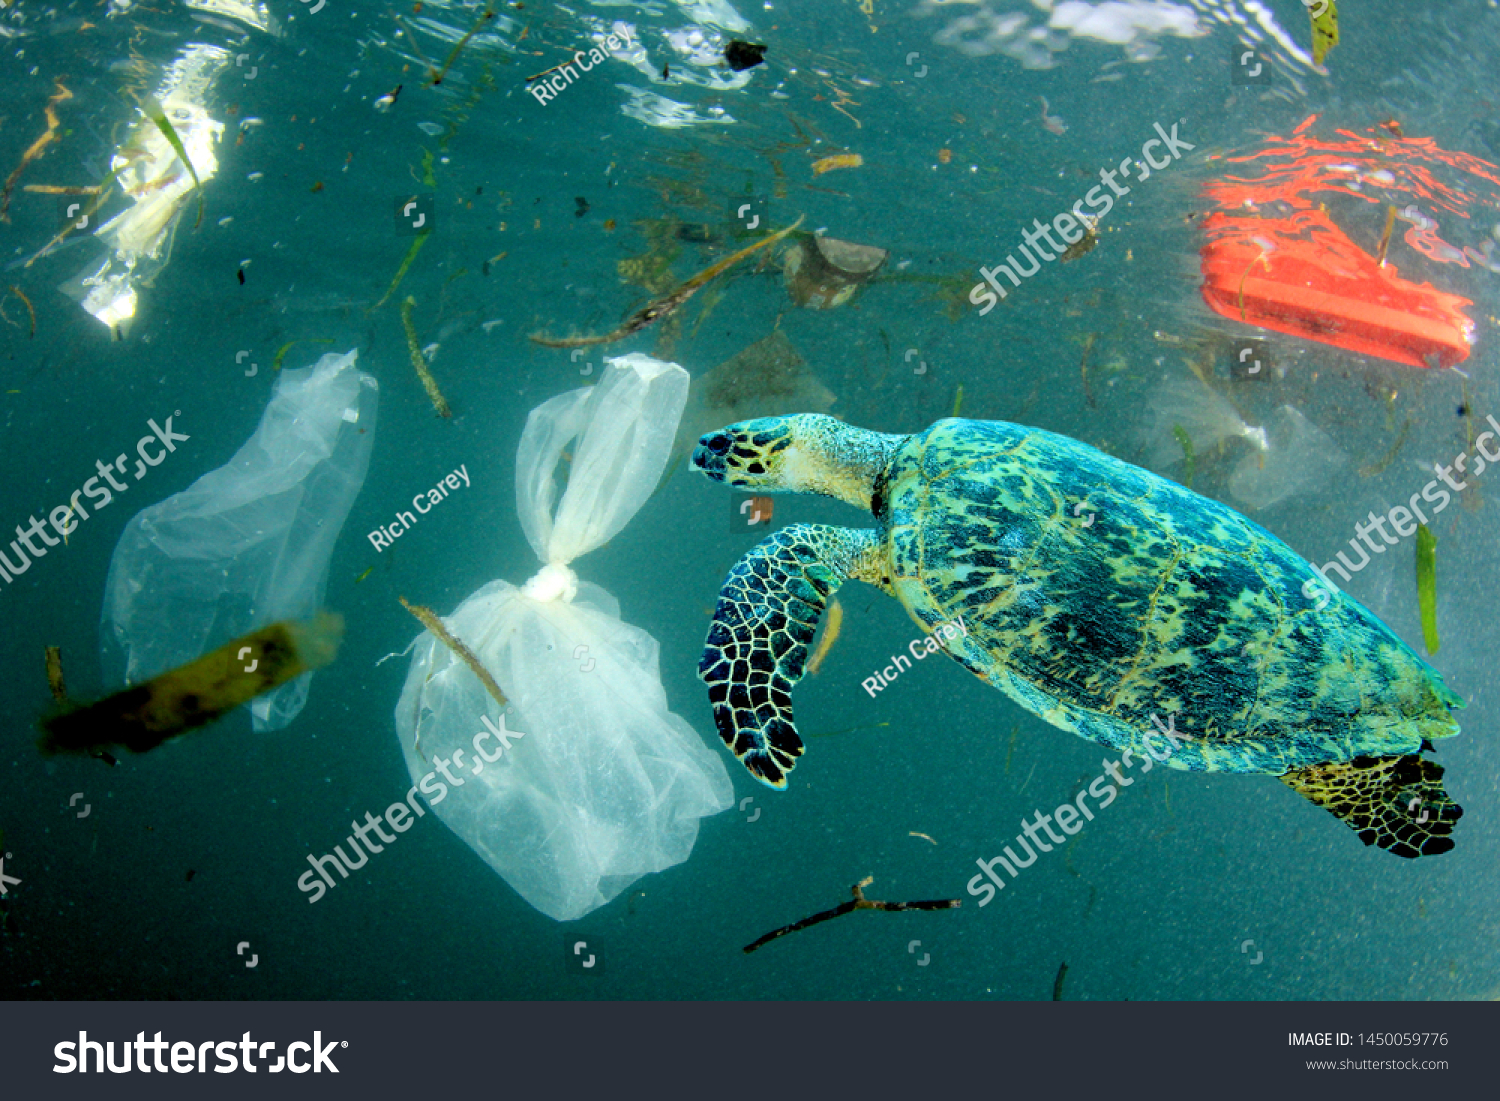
[691,431,733,480]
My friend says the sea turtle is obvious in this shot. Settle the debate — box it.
[692,414,1465,858]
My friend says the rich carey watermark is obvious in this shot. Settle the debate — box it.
[528,27,634,106]
[861,615,967,697]
[366,464,470,552]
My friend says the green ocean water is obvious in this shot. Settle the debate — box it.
[1,0,1497,1000]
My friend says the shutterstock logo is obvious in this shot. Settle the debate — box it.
[54,1031,344,1074]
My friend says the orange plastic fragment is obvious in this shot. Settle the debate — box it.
[1197,115,1496,369]
[1200,210,1475,369]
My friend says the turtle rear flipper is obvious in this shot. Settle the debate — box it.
[1280,753,1462,858]
[700,524,885,788]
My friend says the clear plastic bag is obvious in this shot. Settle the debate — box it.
[394,354,732,921]
[102,349,377,730]
[1228,404,1347,510]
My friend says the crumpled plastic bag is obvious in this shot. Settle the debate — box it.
[1145,374,1268,471]
[1228,404,1347,510]
[102,349,377,730]
[394,354,732,922]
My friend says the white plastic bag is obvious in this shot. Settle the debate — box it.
[102,349,377,730]
[394,354,732,922]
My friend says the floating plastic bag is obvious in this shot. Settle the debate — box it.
[1228,404,1347,510]
[1145,374,1268,472]
[394,354,732,922]
[102,350,377,730]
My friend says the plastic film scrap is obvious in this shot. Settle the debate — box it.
[102,350,377,732]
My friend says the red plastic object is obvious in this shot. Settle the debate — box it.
[1200,210,1475,369]
[1197,115,1494,369]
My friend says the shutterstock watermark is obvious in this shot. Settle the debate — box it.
[968,121,1194,314]
[296,714,525,903]
[1303,414,1500,609]
[0,413,189,591]
[967,712,1183,906]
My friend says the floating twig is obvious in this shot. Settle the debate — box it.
[1,81,71,222]
[530,216,805,349]
[1357,418,1412,478]
[909,831,938,846]
[400,296,452,417]
[742,876,959,954]
[1375,203,1398,268]
[811,152,862,176]
[430,4,496,86]
[22,173,117,269]
[821,78,862,129]
[393,14,441,84]
[271,338,334,373]
[1079,332,1098,409]
[1060,217,1100,262]
[45,645,67,703]
[1053,961,1068,1001]
[1172,424,1196,489]
[125,170,184,198]
[6,285,35,338]
[57,504,74,546]
[40,615,343,758]
[525,58,575,83]
[1236,246,1273,322]
[399,596,506,707]
[1310,0,1339,66]
[22,183,105,195]
[1415,524,1440,655]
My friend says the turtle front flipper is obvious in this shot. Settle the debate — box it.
[1280,751,1462,858]
[701,523,887,788]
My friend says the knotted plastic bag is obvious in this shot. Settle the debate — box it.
[394,354,732,922]
[102,350,377,730]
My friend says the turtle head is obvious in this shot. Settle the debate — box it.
[692,414,901,511]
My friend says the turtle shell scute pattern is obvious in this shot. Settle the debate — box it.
[879,418,1462,775]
